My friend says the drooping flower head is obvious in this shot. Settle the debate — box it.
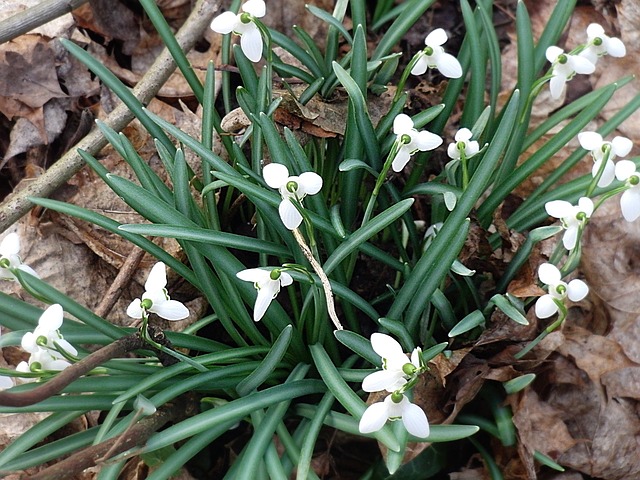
[263,163,323,230]
[359,392,430,438]
[411,29,462,79]
[535,263,589,319]
[545,197,594,250]
[237,267,293,321]
[0,232,38,281]
[16,304,78,378]
[580,23,626,65]
[615,160,640,222]
[126,262,190,321]
[578,131,632,188]
[392,114,443,172]
[210,0,266,62]
[447,128,480,161]
[545,46,595,99]
[362,333,421,393]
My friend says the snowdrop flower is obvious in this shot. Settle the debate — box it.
[263,163,323,230]
[535,263,589,319]
[447,128,480,160]
[578,131,632,187]
[544,197,593,250]
[237,267,293,321]
[210,0,265,62]
[126,262,189,321]
[0,232,38,281]
[362,333,421,393]
[392,114,443,172]
[615,160,640,221]
[411,29,462,79]
[545,46,595,99]
[580,23,625,65]
[359,392,430,438]
[17,348,72,377]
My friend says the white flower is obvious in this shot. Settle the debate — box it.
[545,46,595,99]
[544,197,594,250]
[0,232,38,281]
[359,392,430,438]
[447,128,480,160]
[210,0,265,62]
[236,268,293,322]
[263,163,323,230]
[126,262,189,321]
[615,160,640,221]
[535,263,589,319]
[580,23,626,65]
[411,29,462,79]
[578,131,632,187]
[362,333,420,393]
[392,114,443,172]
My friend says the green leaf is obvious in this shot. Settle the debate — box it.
[448,310,485,337]
[306,5,352,44]
[503,374,536,394]
[334,330,380,365]
[338,159,379,176]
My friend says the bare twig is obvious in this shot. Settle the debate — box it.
[0,0,219,233]
[0,0,89,45]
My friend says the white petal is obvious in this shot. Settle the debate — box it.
[586,23,605,38]
[549,73,566,99]
[393,114,414,135]
[242,0,266,17]
[615,160,637,181]
[606,37,626,57]
[279,199,303,230]
[447,142,460,160]
[21,332,38,353]
[578,131,603,151]
[620,189,640,221]
[298,172,323,196]
[0,375,14,390]
[546,46,563,63]
[402,401,430,438]
[126,299,144,319]
[45,359,72,371]
[253,282,278,321]
[455,128,472,142]
[570,55,596,74]
[538,263,561,286]
[0,233,20,256]
[237,268,270,283]
[611,136,633,157]
[211,11,239,34]
[145,263,167,293]
[370,333,404,360]
[263,163,289,189]
[391,148,412,172]
[425,28,448,47]
[279,271,293,287]
[567,279,589,302]
[435,52,462,79]
[545,200,573,219]
[39,304,64,331]
[55,338,78,357]
[562,225,578,250]
[414,130,443,151]
[359,402,389,434]
[362,369,405,392]
[535,295,558,319]
[410,55,429,76]
[154,300,189,321]
[578,197,594,217]
[595,159,615,188]
[240,25,263,63]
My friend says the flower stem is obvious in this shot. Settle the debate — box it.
[292,228,343,330]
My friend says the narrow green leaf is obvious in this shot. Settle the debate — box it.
[504,374,536,394]
[448,310,485,337]
[334,330,380,365]
[489,294,530,326]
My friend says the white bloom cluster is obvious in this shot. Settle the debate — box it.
[535,264,588,319]
[392,114,442,172]
[411,29,462,79]
[447,128,479,161]
[126,262,190,321]
[236,267,293,322]
[210,0,266,63]
[16,304,78,379]
[546,23,625,99]
[359,333,430,438]
[0,232,38,281]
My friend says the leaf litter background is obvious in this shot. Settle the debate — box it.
[1,0,640,478]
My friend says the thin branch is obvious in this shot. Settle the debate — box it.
[0,0,220,232]
[0,0,88,45]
